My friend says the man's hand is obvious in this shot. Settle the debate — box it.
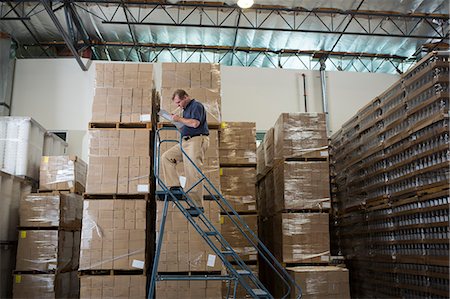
[172,114,200,128]
[172,114,181,122]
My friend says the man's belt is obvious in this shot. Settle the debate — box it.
[183,134,209,141]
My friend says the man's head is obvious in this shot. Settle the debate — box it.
[172,89,191,109]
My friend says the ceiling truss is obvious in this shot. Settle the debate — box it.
[2,1,449,73]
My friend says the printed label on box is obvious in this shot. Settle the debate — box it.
[15,275,21,284]
[67,181,74,188]
[20,231,26,239]
[132,260,145,269]
[207,254,216,267]
[248,205,256,210]
[320,151,328,157]
[137,184,149,193]
[321,255,330,261]
[323,202,331,209]
[140,114,151,122]
[48,264,56,270]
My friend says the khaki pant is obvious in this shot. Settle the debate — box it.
[161,135,209,207]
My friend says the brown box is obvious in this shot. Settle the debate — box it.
[79,200,146,270]
[16,230,80,272]
[20,193,82,229]
[256,143,265,178]
[157,130,220,192]
[13,272,79,299]
[263,127,274,169]
[86,156,119,194]
[156,280,221,299]
[92,62,154,123]
[272,213,330,263]
[89,130,150,157]
[221,214,258,261]
[80,275,146,298]
[0,172,33,241]
[274,113,328,160]
[287,266,350,299]
[219,122,256,165]
[220,167,256,212]
[273,161,330,212]
[156,201,222,272]
[39,156,87,193]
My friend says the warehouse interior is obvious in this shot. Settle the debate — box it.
[0,0,449,298]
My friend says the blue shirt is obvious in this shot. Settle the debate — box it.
[181,99,209,137]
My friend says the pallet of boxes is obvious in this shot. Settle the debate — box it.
[154,62,223,298]
[257,113,350,298]
[13,155,86,298]
[0,116,67,298]
[330,52,449,298]
[79,62,156,298]
[219,121,259,298]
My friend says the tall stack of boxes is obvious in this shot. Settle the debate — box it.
[330,52,449,298]
[80,62,155,298]
[219,121,258,297]
[257,113,350,298]
[13,155,86,298]
[0,171,32,298]
[154,63,223,298]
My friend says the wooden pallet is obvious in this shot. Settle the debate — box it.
[219,162,257,168]
[89,122,152,129]
[83,193,149,200]
[157,121,221,130]
[78,269,144,276]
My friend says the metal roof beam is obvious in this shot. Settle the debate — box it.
[40,0,88,70]
[101,21,445,40]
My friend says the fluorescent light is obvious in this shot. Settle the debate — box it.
[237,0,254,9]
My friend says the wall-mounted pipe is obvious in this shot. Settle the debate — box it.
[0,33,14,116]
[319,60,330,134]
[301,73,308,112]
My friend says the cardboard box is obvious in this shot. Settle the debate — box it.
[157,130,220,193]
[272,213,330,264]
[39,156,87,193]
[156,201,222,272]
[80,275,146,298]
[263,127,274,169]
[16,230,80,272]
[274,113,328,160]
[273,161,330,212]
[93,62,154,122]
[20,193,82,229]
[0,172,32,241]
[220,167,256,212]
[79,200,146,270]
[287,266,350,299]
[13,272,79,299]
[256,143,265,177]
[221,214,258,261]
[89,130,150,157]
[156,280,221,299]
[219,122,256,165]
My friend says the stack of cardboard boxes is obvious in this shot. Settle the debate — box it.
[0,171,32,298]
[257,113,350,298]
[80,62,156,298]
[13,155,86,298]
[154,63,223,297]
[218,121,259,297]
[91,63,155,124]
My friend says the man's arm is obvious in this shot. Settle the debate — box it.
[172,114,200,128]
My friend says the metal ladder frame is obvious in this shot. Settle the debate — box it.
[148,127,302,299]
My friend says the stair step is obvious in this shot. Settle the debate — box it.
[236,270,251,275]
[155,190,185,201]
[252,289,268,296]
[205,231,218,236]
[221,250,235,255]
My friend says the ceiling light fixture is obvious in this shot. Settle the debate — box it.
[237,0,254,9]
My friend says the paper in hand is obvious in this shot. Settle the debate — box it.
[158,109,185,129]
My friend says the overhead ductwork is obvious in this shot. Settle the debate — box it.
[0,33,14,116]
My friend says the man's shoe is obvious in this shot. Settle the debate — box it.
[186,207,204,217]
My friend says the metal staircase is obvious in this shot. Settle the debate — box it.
[148,127,302,299]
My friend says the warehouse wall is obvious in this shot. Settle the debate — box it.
[11,59,398,160]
